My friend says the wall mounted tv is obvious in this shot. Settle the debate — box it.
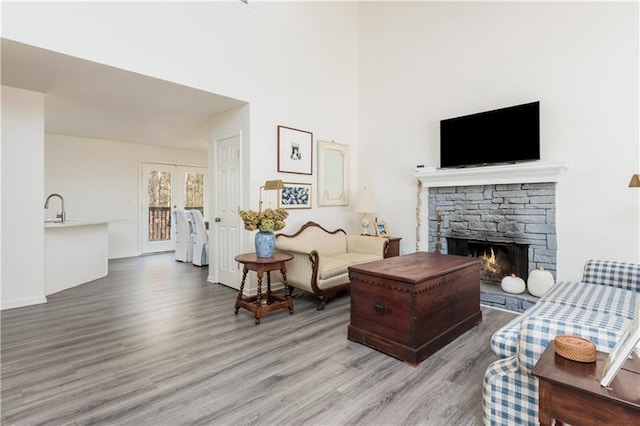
[440,101,540,168]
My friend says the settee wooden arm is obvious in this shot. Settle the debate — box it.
[307,248,359,310]
[308,250,323,298]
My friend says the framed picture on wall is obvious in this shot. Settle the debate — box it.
[277,125,313,175]
[279,182,312,209]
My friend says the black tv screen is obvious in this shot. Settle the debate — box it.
[440,101,540,168]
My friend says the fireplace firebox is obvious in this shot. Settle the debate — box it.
[447,237,529,285]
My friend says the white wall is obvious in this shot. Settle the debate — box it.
[3,1,362,234]
[45,134,207,258]
[358,2,639,279]
[2,2,360,307]
[7,1,635,295]
[1,86,47,309]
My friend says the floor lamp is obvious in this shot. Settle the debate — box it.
[259,180,285,212]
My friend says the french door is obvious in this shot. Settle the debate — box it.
[141,162,207,254]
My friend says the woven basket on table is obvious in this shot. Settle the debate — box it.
[554,335,596,363]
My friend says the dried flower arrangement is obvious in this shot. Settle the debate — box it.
[238,208,289,232]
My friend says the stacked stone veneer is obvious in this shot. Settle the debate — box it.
[427,182,557,279]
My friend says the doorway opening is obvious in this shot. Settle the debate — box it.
[142,162,207,254]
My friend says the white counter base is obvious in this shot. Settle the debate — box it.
[44,222,108,295]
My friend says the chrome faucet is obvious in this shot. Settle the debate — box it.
[44,193,66,223]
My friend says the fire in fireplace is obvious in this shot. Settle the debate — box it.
[446,238,529,285]
[479,246,501,275]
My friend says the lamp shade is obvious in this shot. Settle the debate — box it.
[353,188,377,213]
[258,179,285,212]
[629,174,640,188]
[263,180,285,190]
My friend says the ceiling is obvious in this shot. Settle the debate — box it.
[1,39,246,150]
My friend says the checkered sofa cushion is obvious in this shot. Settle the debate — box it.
[517,316,626,373]
[490,281,637,359]
[544,280,639,317]
[483,259,640,426]
[583,259,640,291]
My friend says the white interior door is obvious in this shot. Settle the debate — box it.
[142,163,207,254]
[213,134,241,288]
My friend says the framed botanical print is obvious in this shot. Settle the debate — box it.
[279,182,312,209]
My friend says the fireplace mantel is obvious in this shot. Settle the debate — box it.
[415,161,568,187]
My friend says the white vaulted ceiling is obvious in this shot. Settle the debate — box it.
[1,39,245,150]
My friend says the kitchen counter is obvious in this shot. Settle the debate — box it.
[44,220,109,295]
[44,219,112,228]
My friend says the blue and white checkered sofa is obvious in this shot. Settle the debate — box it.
[482,259,640,425]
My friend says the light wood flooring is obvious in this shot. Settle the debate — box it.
[1,253,516,425]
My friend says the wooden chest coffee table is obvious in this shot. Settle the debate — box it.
[347,252,482,365]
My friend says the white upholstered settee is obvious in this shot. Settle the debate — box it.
[275,221,388,310]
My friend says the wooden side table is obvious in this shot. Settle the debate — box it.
[532,341,640,425]
[384,237,402,258]
[234,252,294,324]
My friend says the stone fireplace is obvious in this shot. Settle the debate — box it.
[415,161,567,311]
[428,182,557,280]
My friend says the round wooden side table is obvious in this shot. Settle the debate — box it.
[233,252,294,324]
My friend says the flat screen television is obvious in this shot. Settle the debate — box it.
[440,101,540,168]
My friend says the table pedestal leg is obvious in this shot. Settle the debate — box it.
[235,266,249,314]
[281,266,294,314]
[255,272,263,324]
[266,271,273,304]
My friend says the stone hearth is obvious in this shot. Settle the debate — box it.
[480,282,537,313]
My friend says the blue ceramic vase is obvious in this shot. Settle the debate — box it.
[255,231,275,258]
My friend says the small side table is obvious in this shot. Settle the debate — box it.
[384,237,402,258]
[532,341,640,426]
[234,252,294,324]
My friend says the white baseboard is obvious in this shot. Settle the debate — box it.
[109,250,140,259]
[1,295,47,311]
